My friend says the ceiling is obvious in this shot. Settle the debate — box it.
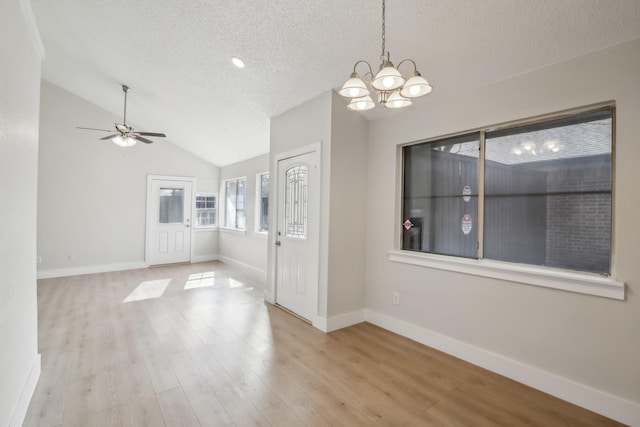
[31,0,640,167]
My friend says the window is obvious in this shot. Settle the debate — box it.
[403,134,480,258]
[159,188,184,223]
[195,193,216,228]
[224,178,246,229]
[285,165,308,239]
[256,172,269,232]
[402,107,613,275]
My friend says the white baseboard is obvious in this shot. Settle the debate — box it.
[264,290,275,304]
[218,255,267,283]
[364,309,640,426]
[9,353,41,427]
[37,261,149,279]
[312,316,328,332]
[314,310,366,332]
[38,257,221,279]
[191,254,219,263]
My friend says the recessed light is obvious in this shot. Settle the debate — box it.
[231,57,245,68]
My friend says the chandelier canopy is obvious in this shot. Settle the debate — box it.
[339,0,433,111]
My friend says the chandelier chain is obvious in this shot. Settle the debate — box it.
[381,0,386,60]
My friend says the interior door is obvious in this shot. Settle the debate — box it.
[148,178,192,265]
[275,150,319,321]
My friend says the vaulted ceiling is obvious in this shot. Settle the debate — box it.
[31,0,640,167]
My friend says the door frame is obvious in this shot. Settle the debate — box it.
[145,174,196,265]
[267,142,322,325]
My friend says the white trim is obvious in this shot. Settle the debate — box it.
[316,310,366,332]
[313,316,328,332]
[194,227,219,233]
[9,353,40,427]
[220,227,246,236]
[273,142,322,162]
[191,254,219,263]
[218,255,267,283]
[270,142,322,323]
[264,290,275,304]
[193,192,218,229]
[255,171,270,233]
[388,250,625,300]
[314,310,366,332]
[269,141,322,296]
[37,261,148,279]
[19,0,45,61]
[252,231,268,239]
[364,310,640,426]
[147,174,197,181]
[220,176,248,230]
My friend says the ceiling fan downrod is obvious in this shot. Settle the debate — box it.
[122,84,129,127]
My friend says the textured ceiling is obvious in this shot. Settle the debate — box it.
[31,0,640,167]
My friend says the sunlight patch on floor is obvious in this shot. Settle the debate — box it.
[123,278,171,302]
[229,278,244,288]
[184,271,216,289]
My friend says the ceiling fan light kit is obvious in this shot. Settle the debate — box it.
[339,0,433,111]
[77,84,166,147]
[111,134,137,147]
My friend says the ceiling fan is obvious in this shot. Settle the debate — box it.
[77,84,166,147]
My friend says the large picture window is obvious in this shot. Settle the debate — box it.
[224,178,246,229]
[402,107,613,275]
[403,134,479,259]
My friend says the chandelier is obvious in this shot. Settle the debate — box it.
[339,0,433,111]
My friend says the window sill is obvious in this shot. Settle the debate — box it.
[220,227,246,236]
[253,231,268,239]
[193,226,219,232]
[387,250,625,300]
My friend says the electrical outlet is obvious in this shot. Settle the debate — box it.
[393,292,400,305]
[68,254,75,262]
[37,256,42,264]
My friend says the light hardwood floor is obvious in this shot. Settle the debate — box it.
[25,261,622,426]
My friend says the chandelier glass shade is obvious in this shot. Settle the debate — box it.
[338,73,370,98]
[340,0,432,111]
[346,95,375,112]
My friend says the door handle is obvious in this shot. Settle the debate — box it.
[185,224,190,227]
[275,241,281,246]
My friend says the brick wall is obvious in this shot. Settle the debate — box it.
[543,155,611,273]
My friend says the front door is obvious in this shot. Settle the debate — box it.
[275,150,319,321]
[147,177,193,265]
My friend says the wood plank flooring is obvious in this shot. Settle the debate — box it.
[24,261,623,426]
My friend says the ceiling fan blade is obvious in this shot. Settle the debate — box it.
[76,126,113,132]
[133,132,166,138]
[132,135,154,144]
[99,134,118,140]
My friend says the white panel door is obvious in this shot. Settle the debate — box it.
[148,178,192,265]
[275,150,319,321]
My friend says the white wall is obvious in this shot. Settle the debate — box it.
[218,153,269,278]
[365,38,640,417]
[0,0,43,425]
[37,81,219,276]
[327,92,368,317]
